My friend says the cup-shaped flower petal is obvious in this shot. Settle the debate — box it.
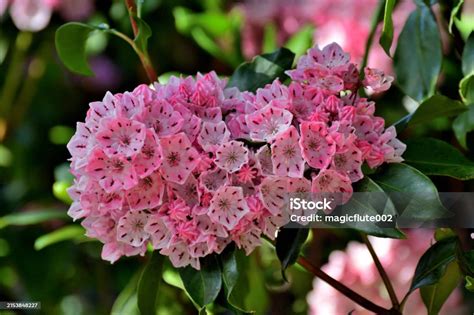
[96,117,146,158]
[197,121,231,153]
[311,169,353,205]
[159,133,200,184]
[145,214,173,250]
[259,176,288,215]
[67,122,96,169]
[168,174,200,206]
[133,129,163,178]
[363,67,393,94]
[117,210,150,247]
[215,140,249,173]
[86,149,138,193]
[271,126,305,178]
[299,121,336,169]
[199,168,229,192]
[209,186,249,230]
[246,105,293,142]
[331,145,363,183]
[125,172,165,211]
[138,99,184,137]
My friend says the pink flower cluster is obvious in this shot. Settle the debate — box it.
[307,230,466,315]
[0,0,94,31]
[67,43,405,269]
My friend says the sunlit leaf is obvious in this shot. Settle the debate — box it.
[0,210,69,230]
[34,225,85,250]
[420,261,461,315]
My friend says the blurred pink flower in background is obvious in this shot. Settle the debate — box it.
[0,0,94,32]
[238,0,414,73]
[307,230,466,315]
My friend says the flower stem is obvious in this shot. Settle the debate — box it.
[297,256,399,314]
[361,233,400,310]
[123,0,157,82]
[125,0,139,37]
[360,0,385,73]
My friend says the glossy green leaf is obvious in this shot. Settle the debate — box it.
[394,4,442,101]
[379,0,396,55]
[55,23,97,76]
[394,95,466,133]
[459,74,474,104]
[403,138,474,180]
[133,16,152,53]
[466,276,474,292]
[449,0,464,34]
[220,245,252,313]
[227,48,295,92]
[371,164,448,222]
[462,32,474,76]
[409,237,457,292]
[179,255,222,308]
[341,177,405,239]
[420,261,461,315]
[137,252,165,315]
[453,105,474,149]
[34,225,84,250]
[276,227,309,279]
[0,210,69,230]
[111,272,140,315]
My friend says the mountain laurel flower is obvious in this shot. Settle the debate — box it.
[67,45,405,268]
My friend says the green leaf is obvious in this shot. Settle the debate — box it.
[394,95,466,133]
[453,105,474,149]
[466,276,474,292]
[462,32,474,76]
[227,48,295,92]
[179,255,222,309]
[449,0,464,34]
[403,138,474,180]
[34,225,84,250]
[262,23,278,54]
[133,16,152,53]
[137,252,165,315]
[379,0,396,55]
[394,4,442,101]
[220,245,253,313]
[55,22,97,76]
[341,177,405,239]
[111,272,140,315]
[420,261,461,315]
[410,237,457,292]
[0,210,69,230]
[456,247,474,277]
[276,228,309,279]
[371,164,448,222]
[459,74,474,104]
[284,25,314,60]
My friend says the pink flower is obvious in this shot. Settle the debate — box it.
[67,48,406,268]
[271,126,305,178]
[159,133,200,184]
[215,140,249,173]
[208,186,250,230]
